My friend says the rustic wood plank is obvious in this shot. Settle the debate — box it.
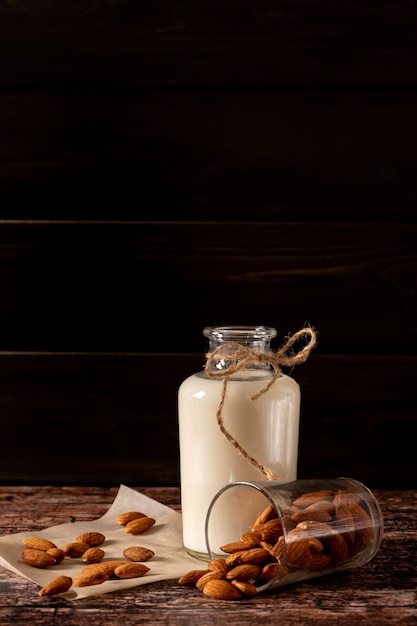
[0,486,415,625]
[0,221,415,353]
[0,353,415,488]
[1,1,417,87]
[1,91,417,220]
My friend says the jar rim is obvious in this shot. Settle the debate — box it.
[203,326,277,341]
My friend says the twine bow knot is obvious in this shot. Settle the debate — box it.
[204,326,317,481]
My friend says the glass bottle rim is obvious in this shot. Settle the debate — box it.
[203,326,277,341]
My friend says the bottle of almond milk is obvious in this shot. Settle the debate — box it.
[178,325,314,559]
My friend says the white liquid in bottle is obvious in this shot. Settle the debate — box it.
[178,326,301,558]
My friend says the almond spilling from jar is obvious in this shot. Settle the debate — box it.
[202,579,242,600]
[229,547,269,565]
[226,564,261,581]
[195,569,225,590]
[219,540,255,554]
[208,558,228,573]
[231,579,258,597]
[178,569,209,586]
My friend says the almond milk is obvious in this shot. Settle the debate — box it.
[178,368,300,557]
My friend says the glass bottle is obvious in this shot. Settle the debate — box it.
[178,325,302,559]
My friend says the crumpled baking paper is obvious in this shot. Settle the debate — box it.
[0,484,201,600]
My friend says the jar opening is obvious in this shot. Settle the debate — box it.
[203,326,277,343]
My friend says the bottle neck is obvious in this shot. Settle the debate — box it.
[203,326,277,373]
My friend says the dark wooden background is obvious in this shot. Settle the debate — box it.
[1,0,416,490]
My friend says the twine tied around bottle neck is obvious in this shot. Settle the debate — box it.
[204,326,317,481]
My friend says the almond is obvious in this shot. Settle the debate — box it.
[226,564,261,581]
[22,537,57,551]
[75,532,105,547]
[196,569,225,590]
[61,542,91,558]
[207,558,229,573]
[258,518,283,543]
[82,547,105,563]
[292,491,335,507]
[219,540,256,554]
[260,561,281,582]
[231,579,257,597]
[232,547,269,564]
[39,575,73,596]
[21,549,56,568]
[333,490,360,508]
[259,540,275,555]
[308,537,325,553]
[46,547,66,564]
[117,511,147,526]
[253,504,277,525]
[291,500,334,523]
[295,520,335,538]
[335,504,356,544]
[348,502,373,545]
[239,532,260,546]
[202,579,242,600]
[284,536,312,569]
[123,546,154,562]
[310,553,332,570]
[271,535,285,560]
[124,516,155,535]
[114,562,150,579]
[76,560,126,579]
[178,569,209,586]
[327,532,349,563]
[73,566,111,587]
[93,560,127,576]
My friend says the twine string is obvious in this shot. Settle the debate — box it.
[204,326,317,481]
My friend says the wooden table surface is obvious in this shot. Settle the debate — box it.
[0,486,415,625]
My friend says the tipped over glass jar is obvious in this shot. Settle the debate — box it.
[195,478,384,599]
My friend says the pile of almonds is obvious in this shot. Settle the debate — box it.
[20,511,156,596]
[178,488,374,600]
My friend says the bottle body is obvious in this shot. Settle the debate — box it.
[178,365,300,558]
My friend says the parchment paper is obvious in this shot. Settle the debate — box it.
[0,484,201,600]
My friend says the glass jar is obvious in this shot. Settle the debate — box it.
[204,477,384,595]
[178,325,303,559]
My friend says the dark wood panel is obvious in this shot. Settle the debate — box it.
[0,353,414,488]
[1,92,417,221]
[0,221,416,353]
[1,1,417,87]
